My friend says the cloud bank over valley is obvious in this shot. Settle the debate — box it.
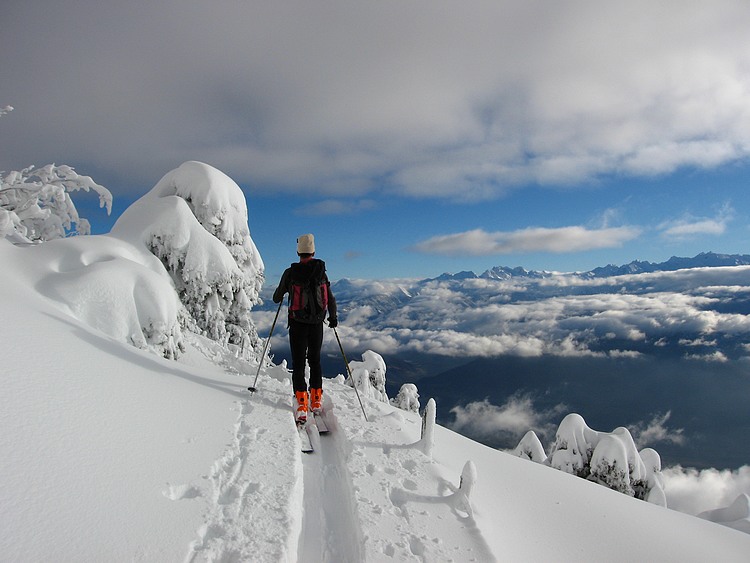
[322,261,750,362]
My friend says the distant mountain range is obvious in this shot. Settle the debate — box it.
[432,252,750,281]
[323,251,750,315]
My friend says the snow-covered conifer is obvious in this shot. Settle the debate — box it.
[112,161,264,352]
[347,350,389,403]
[589,434,634,495]
[1,164,112,242]
[548,413,598,477]
[391,383,420,413]
[639,448,667,506]
[543,413,665,503]
[511,430,547,463]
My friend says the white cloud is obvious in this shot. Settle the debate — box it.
[663,219,727,238]
[413,226,641,256]
[450,394,566,443]
[326,265,750,360]
[684,351,729,362]
[631,411,686,447]
[3,2,750,198]
[659,204,735,240]
[662,465,750,515]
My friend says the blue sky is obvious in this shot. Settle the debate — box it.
[3,1,750,281]
[245,166,750,282]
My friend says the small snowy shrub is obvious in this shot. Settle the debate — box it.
[589,434,633,495]
[347,350,388,403]
[548,413,598,478]
[515,413,666,505]
[511,431,547,463]
[392,383,420,413]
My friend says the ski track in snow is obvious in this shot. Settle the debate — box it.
[300,402,365,562]
[327,386,496,562]
[173,337,495,562]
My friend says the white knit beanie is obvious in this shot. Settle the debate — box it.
[297,233,315,254]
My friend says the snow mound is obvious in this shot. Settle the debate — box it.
[17,232,185,358]
[699,494,750,534]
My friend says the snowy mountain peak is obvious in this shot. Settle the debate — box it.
[481,265,553,280]
[588,252,750,278]
[433,270,479,281]
[431,252,750,281]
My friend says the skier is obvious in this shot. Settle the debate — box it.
[273,234,338,423]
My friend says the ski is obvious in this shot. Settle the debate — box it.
[297,421,313,453]
[312,410,329,434]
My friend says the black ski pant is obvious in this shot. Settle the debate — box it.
[289,319,323,393]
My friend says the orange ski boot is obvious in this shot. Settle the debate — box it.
[295,391,309,423]
[310,387,323,413]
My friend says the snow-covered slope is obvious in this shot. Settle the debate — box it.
[2,239,750,561]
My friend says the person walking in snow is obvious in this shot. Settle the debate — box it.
[273,234,337,423]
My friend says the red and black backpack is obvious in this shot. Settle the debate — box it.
[288,260,328,324]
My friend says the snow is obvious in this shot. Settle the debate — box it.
[391,382,420,413]
[3,162,750,561]
[699,494,750,534]
[3,266,750,563]
[1,164,112,241]
[112,161,264,352]
[523,413,666,505]
[21,231,185,357]
[512,430,547,463]
[347,349,389,403]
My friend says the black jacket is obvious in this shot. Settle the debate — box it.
[273,259,337,323]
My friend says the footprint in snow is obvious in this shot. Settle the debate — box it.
[162,483,202,500]
[403,479,418,491]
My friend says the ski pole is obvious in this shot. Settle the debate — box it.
[332,325,368,422]
[247,300,283,393]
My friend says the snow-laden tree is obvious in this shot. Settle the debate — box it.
[589,427,648,497]
[639,448,667,506]
[391,383,420,413]
[111,161,264,353]
[0,164,112,243]
[511,430,547,463]
[548,413,599,478]
[512,413,666,506]
[347,350,389,403]
[1,104,112,242]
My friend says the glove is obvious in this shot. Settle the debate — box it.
[328,317,338,328]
